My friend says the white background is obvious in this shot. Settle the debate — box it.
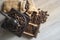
[0,0,60,40]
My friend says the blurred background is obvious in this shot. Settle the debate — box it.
[0,0,60,40]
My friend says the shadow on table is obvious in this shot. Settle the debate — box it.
[0,31,32,40]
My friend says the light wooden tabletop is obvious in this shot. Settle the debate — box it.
[0,0,60,40]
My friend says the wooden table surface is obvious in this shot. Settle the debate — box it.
[0,0,60,40]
